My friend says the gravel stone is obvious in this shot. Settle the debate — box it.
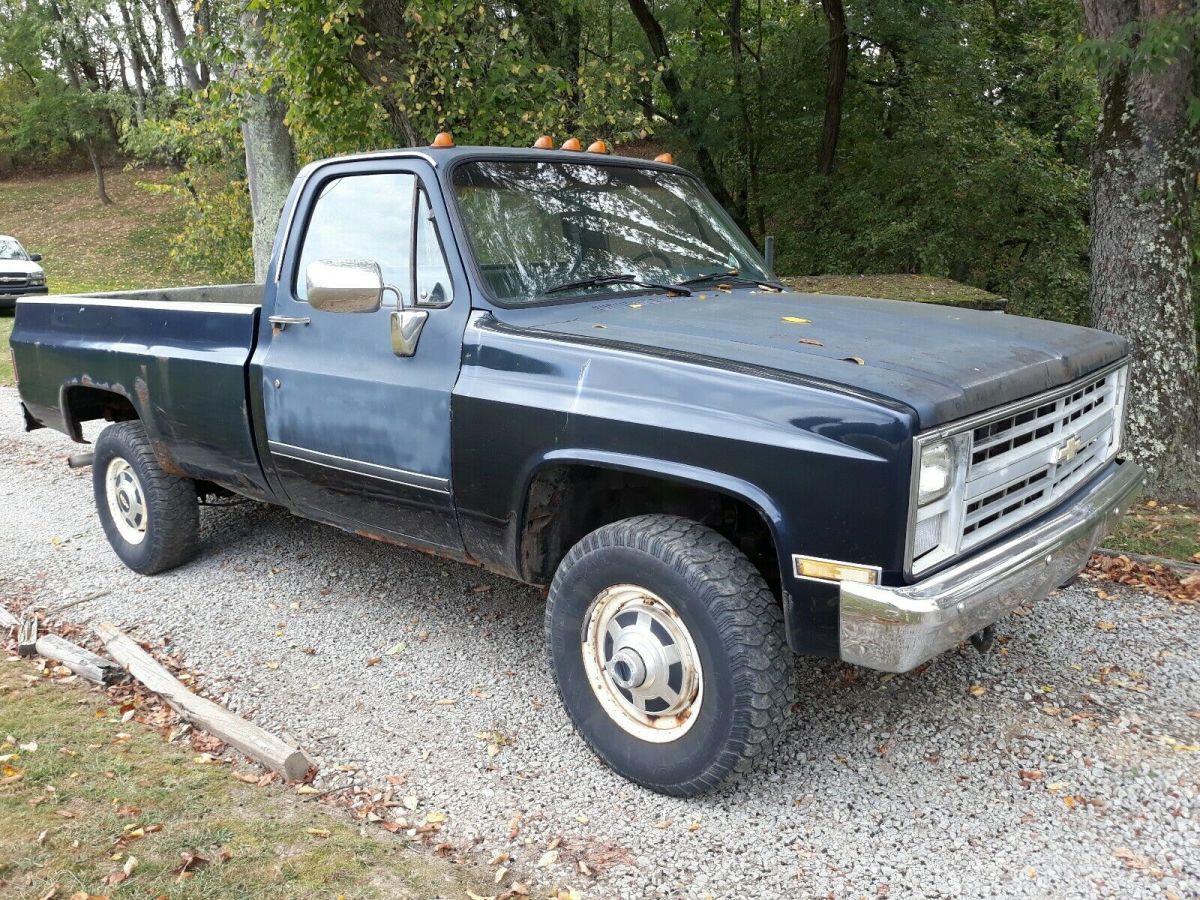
[0,386,1196,898]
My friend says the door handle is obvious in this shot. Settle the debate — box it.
[269,315,311,332]
[390,309,428,357]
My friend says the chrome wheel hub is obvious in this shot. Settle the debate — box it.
[582,584,703,743]
[105,457,148,545]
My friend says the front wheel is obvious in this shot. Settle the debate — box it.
[545,514,793,796]
[93,421,199,575]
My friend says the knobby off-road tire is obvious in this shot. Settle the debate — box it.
[93,422,199,575]
[546,514,793,796]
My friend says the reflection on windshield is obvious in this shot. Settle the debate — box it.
[0,238,28,261]
[451,161,767,303]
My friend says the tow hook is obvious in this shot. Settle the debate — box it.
[67,452,94,469]
[969,625,996,653]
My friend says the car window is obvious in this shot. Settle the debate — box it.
[295,173,416,302]
[414,188,453,307]
[0,237,28,261]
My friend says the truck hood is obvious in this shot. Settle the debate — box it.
[0,259,43,276]
[495,289,1128,429]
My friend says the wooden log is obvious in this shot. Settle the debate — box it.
[17,616,38,657]
[34,634,126,685]
[94,623,313,781]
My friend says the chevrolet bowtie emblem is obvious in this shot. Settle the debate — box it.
[1054,435,1083,463]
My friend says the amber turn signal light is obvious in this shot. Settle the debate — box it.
[587,140,608,154]
[533,135,554,149]
[561,137,582,151]
[431,131,455,148]
[654,152,674,164]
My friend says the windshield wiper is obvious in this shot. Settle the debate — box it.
[675,270,785,291]
[541,273,691,298]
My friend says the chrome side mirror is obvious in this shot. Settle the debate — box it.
[305,259,384,314]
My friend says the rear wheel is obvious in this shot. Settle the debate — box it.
[93,422,199,575]
[545,514,793,796]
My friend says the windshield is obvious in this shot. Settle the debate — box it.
[451,160,769,304]
[0,237,28,261]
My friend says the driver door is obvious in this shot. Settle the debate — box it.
[257,160,470,551]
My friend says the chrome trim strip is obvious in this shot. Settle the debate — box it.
[267,440,450,494]
[843,459,1145,672]
[919,358,1130,442]
[273,151,438,282]
[15,297,260,314]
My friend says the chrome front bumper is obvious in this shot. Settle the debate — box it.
[840,459,1146,672]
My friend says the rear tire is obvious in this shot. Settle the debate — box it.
[93,422,199,575]
[545,514,793,796]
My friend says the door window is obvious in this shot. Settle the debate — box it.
[294,172,416,302]
[414,188,453,307]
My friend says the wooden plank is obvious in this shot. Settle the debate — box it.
[34,634,126,685]
[94,623,313,781]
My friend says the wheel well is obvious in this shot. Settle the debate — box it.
[63,386,137,441]
[519,464,781,595]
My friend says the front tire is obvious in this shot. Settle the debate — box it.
[545,514,793,796]
[93,422,199,575]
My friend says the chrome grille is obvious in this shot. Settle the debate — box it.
[958,367,1126,551]
[0,273,30,287]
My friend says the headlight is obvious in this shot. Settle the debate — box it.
[917,440,955,505]
[28,272,45,285]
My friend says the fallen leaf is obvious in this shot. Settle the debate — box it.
[173,849,208,882]
[781,316,810,324]
[969,685,987,697]
[305,828,331,838]
[1112,847,1152,871]
[435,698,458,706]
[1096,621,1117,632]
[537,849,558,867]
[797,337,824,346]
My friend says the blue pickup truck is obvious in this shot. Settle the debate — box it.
[10,141,1144,796]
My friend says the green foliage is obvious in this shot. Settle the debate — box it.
[143,175,255,283]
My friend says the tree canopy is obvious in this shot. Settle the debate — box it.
[0,0,1196,495]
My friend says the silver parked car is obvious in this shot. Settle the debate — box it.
[0,235,48,311]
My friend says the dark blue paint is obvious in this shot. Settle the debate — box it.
[9,145,1131,660]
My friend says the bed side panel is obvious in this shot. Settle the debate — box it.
[11,297,268,497]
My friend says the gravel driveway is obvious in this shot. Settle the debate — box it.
[1,385,1196,899]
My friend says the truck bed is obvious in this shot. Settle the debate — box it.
[11,285,271,498]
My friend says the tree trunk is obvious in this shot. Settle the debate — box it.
[88,141,114,206]
[626,0,744,228]
[1081,0,1199,501]
[817,0,848,175]
[158,0,202,90]
[239,8,298,281]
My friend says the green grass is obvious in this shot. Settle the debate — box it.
[0,663,487,899]
[0,166,194,295]
[1106,499,1199,564]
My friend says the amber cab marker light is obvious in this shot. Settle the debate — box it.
[587,140,609,154]
[533,135,554,149]
[431,131,455,148]
[654,152,674,164]
[561,137,582,151]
